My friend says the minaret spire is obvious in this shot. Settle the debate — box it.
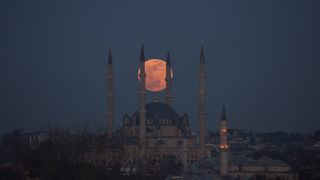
[138,44,147,150]
[220,104,229,176]
[200,45,205,63]
[140,44,145,62]
[108,49,113,65]
[165,51,173,106]
[221,104,227,121]
[198,45,206,157]
[106,49,114,138]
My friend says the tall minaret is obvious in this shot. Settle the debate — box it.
[165,51,173,106]
[106,49,114,138]
[220,105,228,176]
[138,44,147,148]
[199,46,206,157]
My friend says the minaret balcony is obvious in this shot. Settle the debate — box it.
[219,145,229,149]
[220,128,227,133]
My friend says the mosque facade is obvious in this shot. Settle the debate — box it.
[106,45,207,174]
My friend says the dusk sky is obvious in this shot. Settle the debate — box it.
[1,0,320,134]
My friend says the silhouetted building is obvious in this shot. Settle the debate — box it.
[105,45,207,174]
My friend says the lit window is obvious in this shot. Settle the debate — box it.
[221,128,227,133]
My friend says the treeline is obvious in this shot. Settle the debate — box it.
[0,128,141,180]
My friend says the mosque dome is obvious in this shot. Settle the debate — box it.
[132,102,180,125]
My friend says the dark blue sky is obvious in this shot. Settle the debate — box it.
[1,0,319,133]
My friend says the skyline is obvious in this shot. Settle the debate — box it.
[1,0,320,133]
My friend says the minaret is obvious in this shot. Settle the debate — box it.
[106,49,114,138]
[165,51,173,106]
[199,46,206,157]
[138,44,147,149]
[220,105,228,176]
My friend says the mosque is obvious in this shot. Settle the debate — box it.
[106,45,208,173]
[105,45,297,179]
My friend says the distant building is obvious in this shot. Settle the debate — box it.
[1,129,48,147]
[180,155,298,180]
[26,131,48,147]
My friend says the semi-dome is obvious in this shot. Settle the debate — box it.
[132,102,180,125]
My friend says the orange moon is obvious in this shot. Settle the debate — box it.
[138,59,173,92]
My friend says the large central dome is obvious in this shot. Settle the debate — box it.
[145,102,178,119]
[133,102,180,125]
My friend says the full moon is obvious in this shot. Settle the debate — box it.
[138,59,173,92]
